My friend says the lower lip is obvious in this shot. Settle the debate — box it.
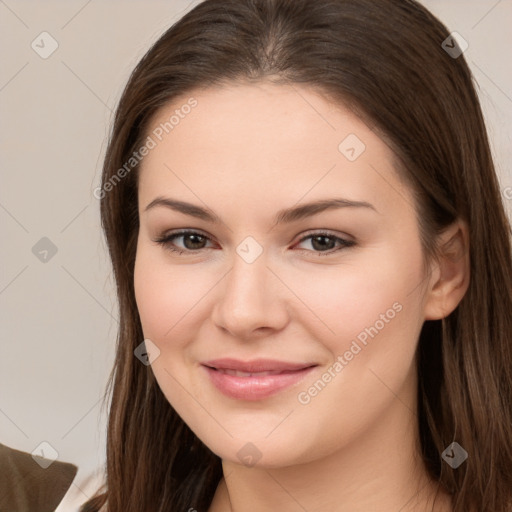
[202,365,316,401]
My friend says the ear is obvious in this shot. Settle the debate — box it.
[423,219,470,321]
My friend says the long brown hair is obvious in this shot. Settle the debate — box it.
[81,0,512,510]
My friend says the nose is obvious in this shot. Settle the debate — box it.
[211,249,289,340]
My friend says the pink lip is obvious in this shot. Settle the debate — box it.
[201,358,317,401]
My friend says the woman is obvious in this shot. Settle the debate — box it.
[82,0,512,510]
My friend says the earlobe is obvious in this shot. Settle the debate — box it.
[423,220,470,321]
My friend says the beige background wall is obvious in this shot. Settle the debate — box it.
[1,0,511,503]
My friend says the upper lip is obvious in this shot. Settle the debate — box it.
[202,358,317,373]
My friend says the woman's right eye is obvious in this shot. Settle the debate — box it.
[153,230,214,255]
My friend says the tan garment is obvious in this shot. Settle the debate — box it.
[0,442,77,512]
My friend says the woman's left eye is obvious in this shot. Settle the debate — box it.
[153,230,355,257]
[294,232,355,255]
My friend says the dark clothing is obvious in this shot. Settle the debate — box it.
[0,442,77,512]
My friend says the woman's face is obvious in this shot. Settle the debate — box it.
[134,81,433,467]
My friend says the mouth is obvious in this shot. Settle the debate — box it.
[211,368,299,377]
[202,358,317,373]
[201,358,318,401]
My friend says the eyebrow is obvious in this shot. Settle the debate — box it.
[144,196,378,225]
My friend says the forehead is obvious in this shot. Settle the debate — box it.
[137,81,413,221]
[144,81,371,163]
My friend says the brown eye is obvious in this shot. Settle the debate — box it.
[154,230,214,254]
[180,233,208,250]
[153,230,355,257]
[295,232,355,256]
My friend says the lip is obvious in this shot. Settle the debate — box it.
[201,358,317,401]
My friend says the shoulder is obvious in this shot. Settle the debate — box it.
[55,466,106,512]
[0,442,77,512]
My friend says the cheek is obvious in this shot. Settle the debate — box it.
[281,244,424,356]
[133,245,209,344]
[292,243,425,410]
[284,244,425,431]
[133,249,209,410]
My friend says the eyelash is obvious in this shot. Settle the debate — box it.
[153,229,356,257]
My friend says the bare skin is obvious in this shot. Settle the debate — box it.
[133,81,468,511]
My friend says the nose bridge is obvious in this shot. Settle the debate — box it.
[212,241,287,337]
[225,244,270,306]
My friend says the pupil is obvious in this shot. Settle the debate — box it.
[312,235,334,251]
[185,234,205,249]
